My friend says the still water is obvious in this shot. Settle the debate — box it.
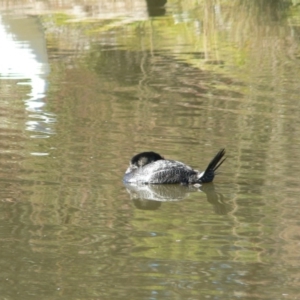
[0,1,300,299]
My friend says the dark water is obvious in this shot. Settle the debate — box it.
[0,1,300,299]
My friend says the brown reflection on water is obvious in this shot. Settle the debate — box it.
[0,0,300,299]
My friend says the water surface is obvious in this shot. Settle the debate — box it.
[0,1,300,299]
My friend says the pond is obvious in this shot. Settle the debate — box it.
[0,1,300,299]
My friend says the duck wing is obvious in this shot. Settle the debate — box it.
[124,160,197,184]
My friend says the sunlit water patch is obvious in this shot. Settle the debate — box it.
[0,14,55,138]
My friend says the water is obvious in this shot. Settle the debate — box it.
[0,1,300,299]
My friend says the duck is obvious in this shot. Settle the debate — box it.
[123,148,226,184]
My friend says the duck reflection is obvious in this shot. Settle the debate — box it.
[124,183,230,214]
